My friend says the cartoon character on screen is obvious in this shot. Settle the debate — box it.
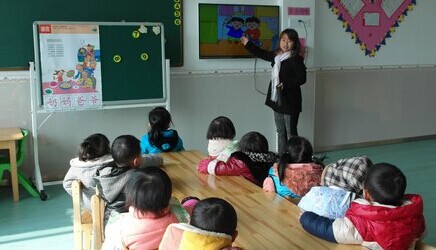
[225,16,244,44]
[244,16,262,47]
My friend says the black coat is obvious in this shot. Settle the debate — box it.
[245,42,307,114]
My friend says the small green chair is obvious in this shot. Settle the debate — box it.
[0,129,39,198]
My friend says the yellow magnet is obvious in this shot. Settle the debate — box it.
[132,30,140,38]
[140,53,149,61]
[174,19,181,26]
[113,55,122,63]
[174,10,181,18]
[174,3,181,9]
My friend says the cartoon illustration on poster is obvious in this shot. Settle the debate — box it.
[38,24,102,111]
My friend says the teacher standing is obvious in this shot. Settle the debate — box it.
[241,29,307,155]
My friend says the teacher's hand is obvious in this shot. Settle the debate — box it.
[240,36,249,46]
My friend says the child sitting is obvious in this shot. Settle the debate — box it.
[263,136,323,200]
[63,133,112,211]
[159,197,240,250]
[94,135,163,222]
[140,106,184,154]
[206,116,238,160]
[300,163,426,250]
[298,155,374,219]
[198,131,278,186]
[198,116,238,169]
[102,167,189,250]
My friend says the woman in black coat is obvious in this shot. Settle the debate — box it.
[241,29,306,155]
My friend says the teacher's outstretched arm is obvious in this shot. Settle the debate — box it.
[240,37,274,62]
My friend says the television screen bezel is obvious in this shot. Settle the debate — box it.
[198,3,280,59]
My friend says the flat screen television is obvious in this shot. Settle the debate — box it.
[199,4,280,59]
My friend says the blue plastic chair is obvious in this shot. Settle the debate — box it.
[0,129,39,198]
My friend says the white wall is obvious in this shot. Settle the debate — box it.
[313,67,436,150]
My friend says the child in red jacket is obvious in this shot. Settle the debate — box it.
[300,163,426,250]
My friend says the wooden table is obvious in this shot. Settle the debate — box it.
[161,150,365,250]
[0,127,23,201]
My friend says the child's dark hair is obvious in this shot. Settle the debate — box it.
[364,163,406,206]
[278,136,313,182]
[206,116,236,140]
[148,107,172,146]
[78,133,110,161]
[238,131,268,153]
[228,17,244,24]
[245,16,260,24]
[111,135,141,167]
[190,197,237,235]
[125,167,172,217]
[276,28,302,57]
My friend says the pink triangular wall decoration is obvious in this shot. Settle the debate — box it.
[326,0,416,57]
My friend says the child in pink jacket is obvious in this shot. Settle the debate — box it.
[102,167,189,250]
[263,136,323,199]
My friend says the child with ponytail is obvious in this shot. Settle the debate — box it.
[263,136,323,201]
[140,107,184,154]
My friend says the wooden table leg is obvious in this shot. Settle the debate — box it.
[8,141,19,201]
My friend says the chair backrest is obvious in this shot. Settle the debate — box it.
[16,129,28,166]
[72,180,106,250]
[91,188,105,250]
[72,180,93,250]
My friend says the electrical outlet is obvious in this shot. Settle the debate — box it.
[288,18,311,28]
[299,18,311,27]
[288,19,301,28]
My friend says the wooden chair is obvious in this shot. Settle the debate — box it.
[91,187,105,249]
[72,180,105,250]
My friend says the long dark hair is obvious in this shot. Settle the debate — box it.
[277,136,313,182]
[275,29,302,57]
[78,133,110,161]
[148,107,172,146]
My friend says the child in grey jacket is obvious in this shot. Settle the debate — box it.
[94,135,163,223]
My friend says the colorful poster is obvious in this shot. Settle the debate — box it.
[38,24,102,111]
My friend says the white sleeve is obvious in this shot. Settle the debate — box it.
[332,217,364,245]
[207,159,218,175]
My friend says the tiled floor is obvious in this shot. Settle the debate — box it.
[0,139,435,249]
[0,185,74,250]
